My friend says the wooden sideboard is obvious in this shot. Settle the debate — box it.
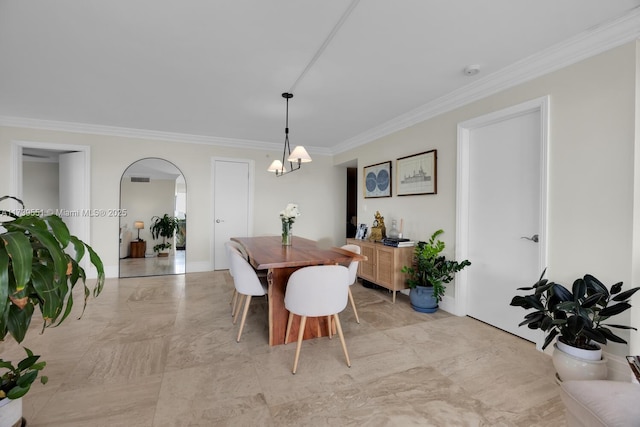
[346,238,414,303]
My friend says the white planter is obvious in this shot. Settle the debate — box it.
[0,397,23,427]
[552,343,608,382]
[556,340,602,361]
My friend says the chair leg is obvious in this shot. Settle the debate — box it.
[230,289,238,316]
[292,315,307,374]
[333,313,351,368]
[236,295,252,342]
[285,312,294,345]
[348,287,360,324]
[233,294,245,324]
[327,315,333,339]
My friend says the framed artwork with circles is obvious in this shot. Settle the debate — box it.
[363,161,392,198]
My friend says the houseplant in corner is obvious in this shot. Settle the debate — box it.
[510,270,640,381]
[150,214,180,257]
[401,229,471,313]
[0,196,105,425]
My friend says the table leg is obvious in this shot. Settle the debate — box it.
[268,267,331,346]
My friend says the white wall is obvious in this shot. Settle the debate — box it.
[22,160,59,211]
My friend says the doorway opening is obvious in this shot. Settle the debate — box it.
[11,142,91,250]
[346,167,357,238]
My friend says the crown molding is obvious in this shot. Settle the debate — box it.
[332,7,640,155]
[0,115,332,156]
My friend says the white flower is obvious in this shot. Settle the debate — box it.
[280,203,301,223]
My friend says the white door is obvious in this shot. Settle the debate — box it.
[212,158,253,270]
[457,98,547,344]
[59,152,88,240]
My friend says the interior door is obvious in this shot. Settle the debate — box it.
[462,104,546,343]
[213,159,251,270]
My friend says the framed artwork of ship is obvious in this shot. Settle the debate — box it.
[396,150,437,195]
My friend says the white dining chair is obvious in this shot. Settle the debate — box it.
[284,265,351,374]
[225,241,245,316]
[341,244,361,324]
[228,248,268,342]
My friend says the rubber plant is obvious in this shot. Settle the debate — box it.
[510,269,640,351]
[0,196,105,400]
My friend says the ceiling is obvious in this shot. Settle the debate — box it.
[2,1,640,156]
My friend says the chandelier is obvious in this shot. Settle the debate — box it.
[267,92,312,176]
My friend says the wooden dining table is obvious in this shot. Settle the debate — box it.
[231,236,367,346]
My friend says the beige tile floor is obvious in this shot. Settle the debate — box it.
[119,250,186,278]
[0,272,566,426]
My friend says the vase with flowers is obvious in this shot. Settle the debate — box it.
[279,203,300,246]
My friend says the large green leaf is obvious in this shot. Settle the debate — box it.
[31,263,62,324]
[1,231,33,291]
[7,302,34,343]
[9,221,67,288]
[0,246,10,325]
[42,215,70,249]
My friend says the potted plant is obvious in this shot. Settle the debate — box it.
[150,214,180,257]
[401,229,471,312]
[0,196,105,424]
[510,269,640,381]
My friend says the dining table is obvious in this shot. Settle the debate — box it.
[230,235,367,346]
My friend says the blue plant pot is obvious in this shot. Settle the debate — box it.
[409,286,439,313]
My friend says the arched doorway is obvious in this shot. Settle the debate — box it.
[119,158,186,277]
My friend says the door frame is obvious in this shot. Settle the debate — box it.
[11,140,91,246]
[211,157,255,270]
[454,96,550,339]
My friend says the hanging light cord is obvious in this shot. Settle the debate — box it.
[281,94,292,170]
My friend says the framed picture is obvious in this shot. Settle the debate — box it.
[355,223,368,239]
[363,161,392,198]
[396,150,437,196]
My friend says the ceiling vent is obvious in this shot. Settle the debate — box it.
[131,177,150,183]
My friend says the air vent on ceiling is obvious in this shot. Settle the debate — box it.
[131,177,150,183]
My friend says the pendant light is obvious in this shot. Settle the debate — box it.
[267,92,311,176]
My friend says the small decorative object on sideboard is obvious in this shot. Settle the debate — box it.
[382,237,415,248]
[510,270,640,382]
[368,211,386,242]
[280,203,300,246]
[401,229,471,313]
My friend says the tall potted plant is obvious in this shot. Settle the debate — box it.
[150,214,180,257]
[401,229,471,313]
[510,270,639,381]
[0,196,105,424]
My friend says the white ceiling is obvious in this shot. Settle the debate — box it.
[2,1,640,155]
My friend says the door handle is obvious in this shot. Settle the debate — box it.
[216,219,224,223]
[521,234,539,243]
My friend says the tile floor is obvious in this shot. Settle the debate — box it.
[0,271,566,426]
[119,250,186,278]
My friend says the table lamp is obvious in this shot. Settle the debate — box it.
[134,221,144,241]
